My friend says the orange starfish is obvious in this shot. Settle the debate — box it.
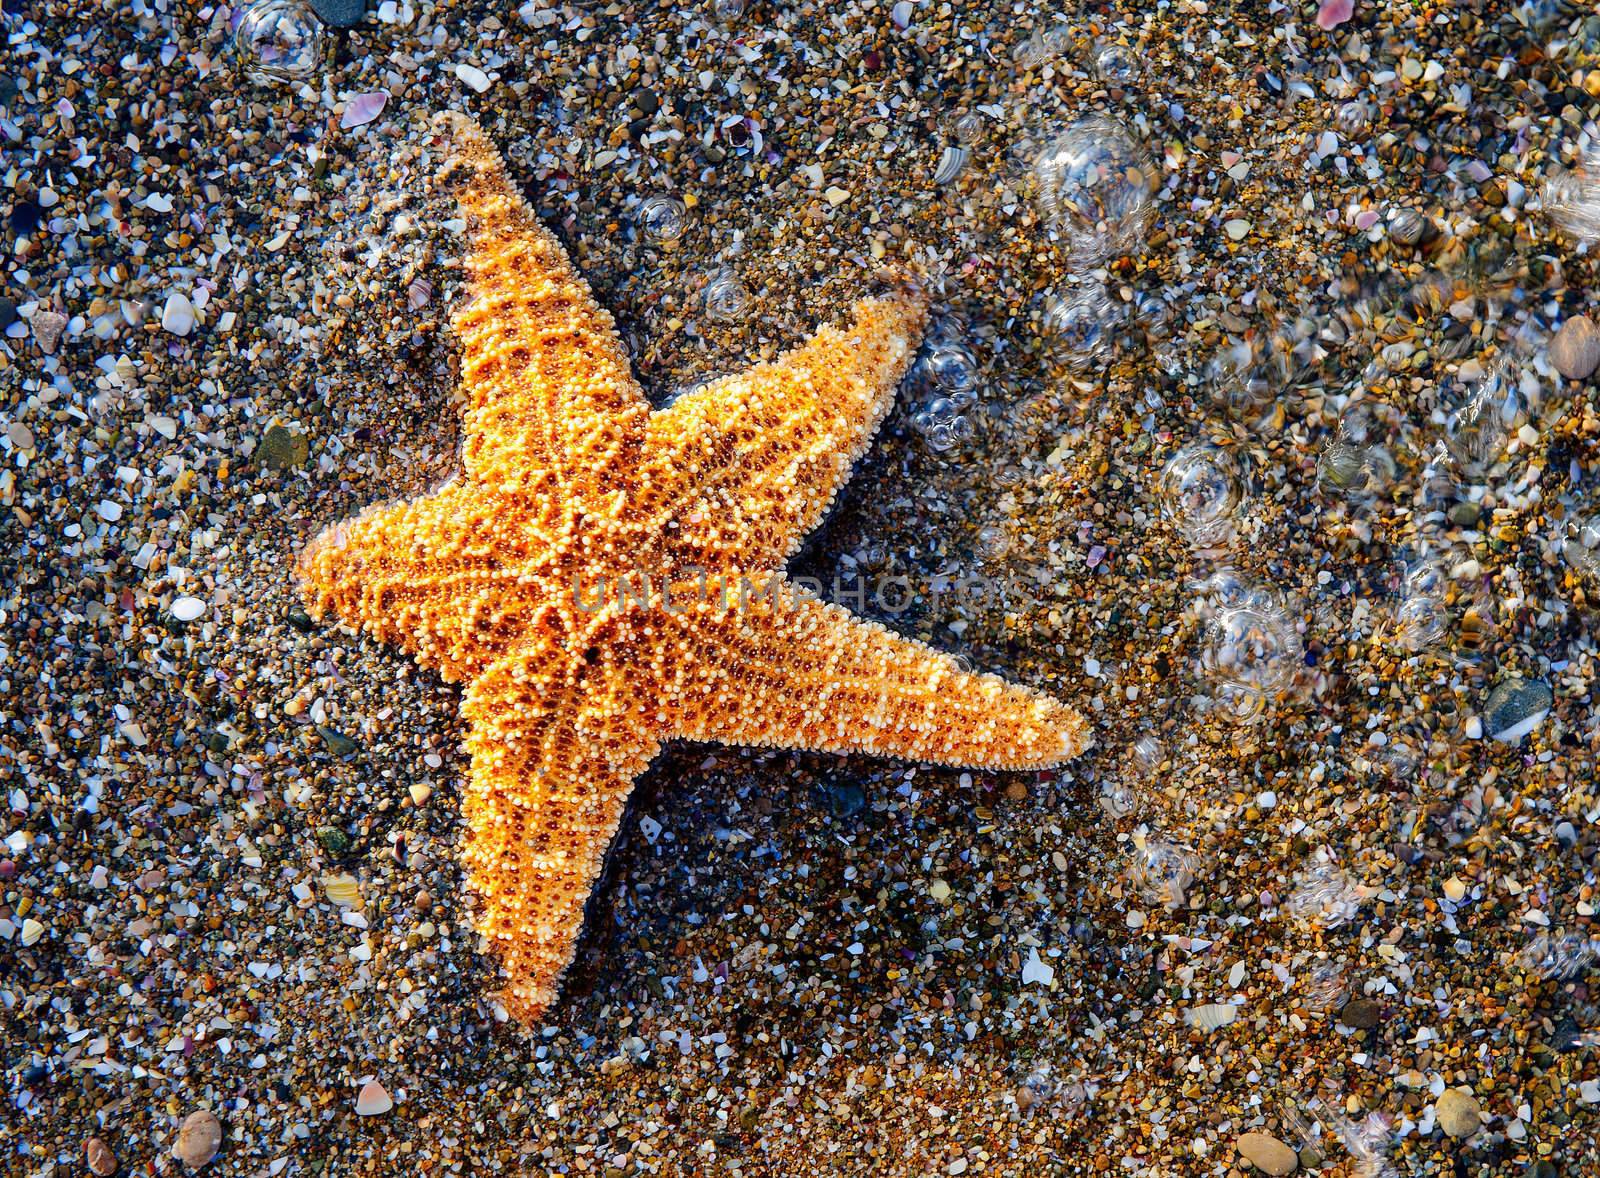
[298,113,1089,1023]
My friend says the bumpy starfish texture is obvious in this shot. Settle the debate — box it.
[298,113,1090,1024]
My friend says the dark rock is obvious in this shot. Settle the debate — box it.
[316,726,359,756]
[316,826,351,857]
[9,199,41,238]
[256,424,308,471]
[1339,998,1382,1029]
[310,0,366,27]
[825,780,865,819]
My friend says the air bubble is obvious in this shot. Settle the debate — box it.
[231,0,324,84]
[637,195,689,244]
[1028,115,1157,270]
[1158,444,1242,548]
[703,268,753,322]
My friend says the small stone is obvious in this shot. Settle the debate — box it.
[1388,207,1437,246]
[256,424,309,471]
[1443,877,1467,903]
[1437,1088,1482,1139]
[1236,1131,1299,1175]
[310,0,367,27]
[408,783,433,807]
[317,726,359,756]
[1224,218,1252,241]
[0,297,16,328]
[1483,678,1553,744]
[1448,501,1481,527]
[161,292,197,337]
[316,826,352,857]
[1550,315,1600,380]
[170,596,207,623]
[86,1136,118,1176]
[31,310,67,353]
[1338,998,1382,1029]
[173,1110,222,1169]
[454,63,492,92]
[1524,1161,1559,1178]
[929,878,952,903]
[415,889,433,913]
[825,780,865,818]
[355,1079,394,1116]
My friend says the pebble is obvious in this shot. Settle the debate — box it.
[1483,678,1553,744]
[1236,1131,1299,1175]
[1436,1088,1482,1139]
[356,1079,394,1116]
[1388,207,1437,246]
[31,310,67,353]
[85,1136,117,1176]
[172,1110,222,1169]
[161,292,197,337]
[455,63,492,93]
[256,424,309,471]
[1550,315,1600,380]
[310,0,367,27]
[170,596,207,623]
[1339,998,1382,1029]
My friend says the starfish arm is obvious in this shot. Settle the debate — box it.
[645,577,1088,769]
[434,113,649,497]
[296,481,555,684]
[459,636,660,1024]
[638,289,928,569]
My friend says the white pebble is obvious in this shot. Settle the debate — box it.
[161,292,197,336]
[455,63,492,93]
[1465,716,1483,740]
[170,596,207,622]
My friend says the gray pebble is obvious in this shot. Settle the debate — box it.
[1550,315,1600,380]
[311,0,367,28]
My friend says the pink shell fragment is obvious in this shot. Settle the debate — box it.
[340,91,389,130]
[1316,0,1354,30]
[355,1080,393,1116]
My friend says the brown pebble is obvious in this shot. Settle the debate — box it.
[85,1136,117,1176]
[1437,1088,1482,1139]
[1339,998,1382,1028]
[31,310,67,354]
[1236,1131,1298,1175]
[415,889,433,913]
[173,1110,222,1169]
[1550,315,1600,381]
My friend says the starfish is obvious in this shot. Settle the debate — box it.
[297,113,1089,1024]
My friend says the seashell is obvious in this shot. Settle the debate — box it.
[322,873,361,908]
[933,145,970,186]
[1185,1003,1238,1031]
